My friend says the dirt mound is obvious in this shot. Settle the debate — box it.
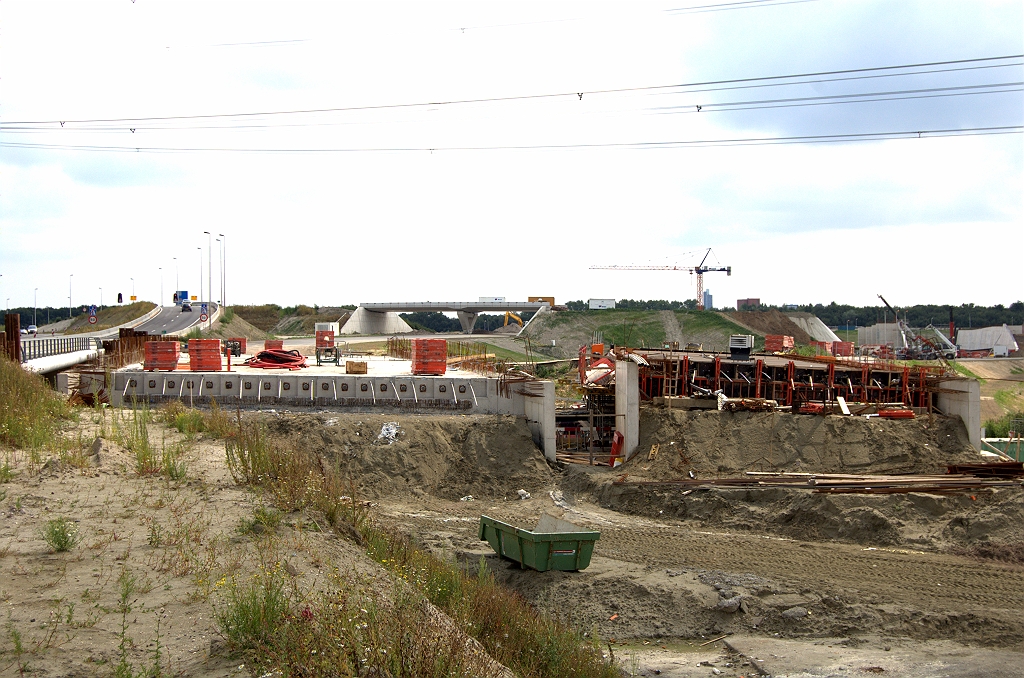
[723,309,813,344]
[200,312,270,340]
[260,413,553,500]
[630,409,977,478]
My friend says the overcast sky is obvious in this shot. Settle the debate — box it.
[2,0,1021,313]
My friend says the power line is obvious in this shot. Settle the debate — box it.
[667,0,821,14]
[2,125,1018,155]
[655,81,1023,113]
[3,78,1016,135]
[3,54,1020,128]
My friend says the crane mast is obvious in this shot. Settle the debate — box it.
[589,248,731,310]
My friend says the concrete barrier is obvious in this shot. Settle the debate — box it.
[106,371,556,460]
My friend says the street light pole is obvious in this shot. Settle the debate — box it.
[34,288,37,326]
[197,248,203,306]
[219,232,226,308]
[215,238,222,304]
[173,257,179,296]
[203,231,212,327]
[159,268,163,306]
[99,287,102,308]
[69,274,73,319]
[131,278,134,302]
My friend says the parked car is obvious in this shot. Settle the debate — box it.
[181,302,192,312]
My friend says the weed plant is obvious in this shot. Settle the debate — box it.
[42,517,80,552]
[0,354,72,449]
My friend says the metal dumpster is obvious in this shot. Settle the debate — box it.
[479,514,600,572]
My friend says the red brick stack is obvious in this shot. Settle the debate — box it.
[188,339,222,372]
[831,341,854,357]
[764,335,794,352]
[315,331,335,348]
[144,341,181,371]
[411,338,447,375]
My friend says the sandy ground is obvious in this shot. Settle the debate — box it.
[2,407,1021,677]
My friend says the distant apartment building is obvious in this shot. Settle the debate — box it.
[737,298,760,310]
[703,289,713,310]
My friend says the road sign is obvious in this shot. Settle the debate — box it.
[130,296,137,301]
[199,313,209,322]
[88,316,97,325]
[201,303,208,315]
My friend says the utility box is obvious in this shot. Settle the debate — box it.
[315,322,340,334]
[588,299,616,310]
[729,334,754,360]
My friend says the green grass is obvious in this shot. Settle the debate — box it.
[482,342,535,363]
[950,362,985,383]
[0,353,73,449]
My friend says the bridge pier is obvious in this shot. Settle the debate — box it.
[457,311,479,334]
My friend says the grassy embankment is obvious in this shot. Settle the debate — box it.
[221,415,618,678]
[63,301,157,334]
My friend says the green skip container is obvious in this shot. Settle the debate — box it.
[479,514,600,572]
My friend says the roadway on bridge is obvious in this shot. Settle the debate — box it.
[134,304,218,336]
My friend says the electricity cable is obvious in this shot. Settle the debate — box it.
[3,54,1019,128]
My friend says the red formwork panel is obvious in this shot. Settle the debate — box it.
[265,339,284,351]
[832,341,855,357]
[188,339,223,372]
[411,338,447,375]
[144,341,181,371]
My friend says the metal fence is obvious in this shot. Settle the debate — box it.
[20,336,97,362]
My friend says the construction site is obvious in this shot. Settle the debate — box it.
[3,292,1019,677]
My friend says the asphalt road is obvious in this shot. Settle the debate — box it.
[134,303,217,336]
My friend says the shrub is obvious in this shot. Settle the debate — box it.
[42,517,80,552]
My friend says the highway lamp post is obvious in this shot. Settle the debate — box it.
[203,231,212,328]
[173,257,179,296]
[215,238,222,304]
[219,232,226,308]
[159,268,163,307]
[131,278,134,302]
[197,248,203,307]
[34,288,37,326]
[99,287,102,309]
[69,274,73,319]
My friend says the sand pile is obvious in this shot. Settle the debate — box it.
[630,408,978,479]
[260,413,553,500]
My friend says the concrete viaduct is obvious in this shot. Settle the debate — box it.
[359,301,550,333]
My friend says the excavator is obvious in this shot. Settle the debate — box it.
[503,311,524,327]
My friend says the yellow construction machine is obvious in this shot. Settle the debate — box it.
[504,311,524,327]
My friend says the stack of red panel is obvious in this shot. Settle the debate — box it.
[315,330,335,348]
[411,338,447,375]
[188,339,222,372]
[265,339,284,351]
[764,335,794,352]
[144,341,180,371]
[810,341,833,355]
[831,341,854,357]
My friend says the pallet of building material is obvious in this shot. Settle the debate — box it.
[144,341,181,371]
[188,339,223,372]
[345,360,367,374]
[764,335,795,352]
